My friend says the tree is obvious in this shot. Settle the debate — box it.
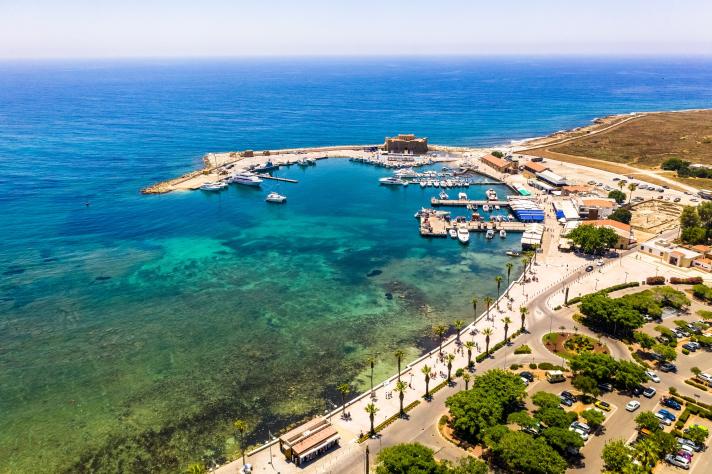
[569,352,618,383]
[608,189,627,204]
[520,306,528,331]
[542,426,584,454]
[682,226,708,245]
[433,324,447,354]
[627,183,638,203]
[602,439,634,473]
[368,355,377,395]
[565,224,619,255]
[185,463,207,474]
[422,364,431,398]
[572,374,599,401]
[502,317,512,342]
[489,430,567,474]
[394,380,408,417]
[609,207,632,224]
[535,406,578,429]
[448,456,487,474]
[484,296,494,321]
[634,331,656,349]
[394,349,406,381]
[445,353,456,383]
[454,320,465,343]
[464,341,475,368]
[507,411,539,429]
[685,425,709,446]
[482,328,493,356]
[505,262,514,291]
[365,402,379,435]
[614,360,648,390]
[652,343,677,362]
[462,372,471,390]
[495,275,503,305]
[680,205,702,229]
[650,431,677,457]
[579,293,645,337]
[376,443,444,474]
[580,409,605,429]
[491,150,504,158]
[337,383,350,418]
[522,255,532,277]
[634,438,659,470]
[233,419,248,467]
[532,391,562,409]
[635,411,661,432]
[471,296,478,319]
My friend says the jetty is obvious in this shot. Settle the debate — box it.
[257,174,298,183]
[419,215,527,237]
[431,198,510,207]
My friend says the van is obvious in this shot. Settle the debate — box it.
[546,370,565,383]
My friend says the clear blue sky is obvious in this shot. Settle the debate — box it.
[2,0,711,58]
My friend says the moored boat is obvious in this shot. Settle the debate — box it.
[379,177,406,186]
[506,249,521,257]
[485,229,495,239]
[500,229,507,238]
[457,226,470,244]
[229,173,263,186]
[439,190,449,200]
[265,192,287,203]
[449,228,458,239]
[200,181,227,191]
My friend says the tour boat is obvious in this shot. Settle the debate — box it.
[439,190,449,200]
[379,177,406,186]
[265,192,287,203]
[449,228,458,239]
[229,173,263,186]
[457,227,470,244]
[500,229,507,238]
[458,192,468,200]
[485,229,495,239]
[200,181,227,191]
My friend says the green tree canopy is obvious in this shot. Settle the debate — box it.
[535,407,578,429]
[579,293,645,337]
[608,190,627,204]
[602,439,634,472]
[652,343,677,362]
[542,427,584,454]
[376,443,446,474]
[580,408,605,428]
[532,391,563,410]
[446,457,488,474]
[609,207,632,224]
[565,224,619,254]
[489,430,567,474]
[572,374,600,398]
[685,425,709,445]
[634,331,656,349]
[635,411,662,432]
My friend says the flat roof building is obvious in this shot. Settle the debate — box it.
[383,134,428,155]
[536,170,567,187]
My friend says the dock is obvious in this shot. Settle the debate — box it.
[430,198,510,207]
[419,214,527,237]
[257,174,299,183]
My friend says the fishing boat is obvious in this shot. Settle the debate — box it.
[265,192,287,203]
[482,204,490,212]
[485,229,495,239]
[500,229,507,238]
[457,226,470,244]
[448,228,458,239]
[229,173,263,186]
[439,190,449,200]
[458,192,468,200]
[200,181,227,191]
[379,177,406,186]
[506,249,521,257]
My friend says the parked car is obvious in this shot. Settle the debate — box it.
[697,373,712,385]
[661,397,682,410]
[522,422,542,435]
[658,409,677,421]
[519,371,534,382]
[598,382,613,393]
[645,370,660,383]
[570,421,590,434]
[595,400,612,411]
[660,362,677,373]
[677,437,703,452]
[585,265,594,272]
[625,400,641,412]
[560,396,573,407]
[676,450,693,462]
[678,444,695,455]
[682,343,697,352]
[569,426,589,440]
[656,413,672,425]
[560,391,576,402]
[643,387,657,398]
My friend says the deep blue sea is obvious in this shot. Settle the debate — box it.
[1,57,712,473]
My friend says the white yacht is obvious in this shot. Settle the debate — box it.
[500,229,507,238]
[457,226,470,244]
[265,192,287,203]
[448,228,458,239]
[420,181,427,188]
[439,190,449,200]
[486,188,498,200]
[379,177,406,186]
[494,204,501,210]
[485,229,495,239]
[200,181,227,191]
[458,192,468,200]
[229,173,263,186]
[482,204,490,212]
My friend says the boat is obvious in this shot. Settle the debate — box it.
[297,158,309,166]
[420,181,427,188]
[485,229,495,239]
[486,188,498,200]
[449,228,458,239]
[506,249,521,257]
[200,181,227,191]
[254,160,279,172]
[439,190,449,200]
[265,192,287,203]
[494,204,501,210]
[457,226,470,244]
[482,204,490,212]
[229,173,263,186]
[305,158,317,165]
[500,229,507,238]
[379,177,406,186]
[458,192,468,200]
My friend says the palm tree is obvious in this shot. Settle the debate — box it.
[422,364,431,398]
[365,403,379,436]
[471,295,478,319]
[502,317,512,342]
[433,324,447,354]
[454,319,465,342]
[522,255,532,277]
[482,327,493,356]
[337,383,350,418]
[464,341,475,367]
[394,380,407,417]
[394,349,405,381]
[484,296,494,321]
[495,275,503,308]
[233,419,248,467]
[628,183,638,204]
[519,306,528,331]
[445,353,456,383]
[634,438,658,470]
[505,262,514,295]
[462,372,471,390]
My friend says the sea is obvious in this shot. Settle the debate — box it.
[1,57,712,473]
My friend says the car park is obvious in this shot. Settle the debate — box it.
[625,400,641,412]
[660,362,677,373]
[665,453,691,469]
[595,400,611,411]
[662,397,682,410]
[643,387,657,398]
[645,370,660,383]
[658,409,676,421]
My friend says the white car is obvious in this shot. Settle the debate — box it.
[698,373,712,385]
[656,413,672,426]
[595,259,604,266]
[645,370,661,383]
[625,400,641,412]
[569,426,589,440]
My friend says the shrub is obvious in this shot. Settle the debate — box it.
[538,362,555,370]
[682,348,690,355]
[514,345,532,355]
[439,415,448,426]
[692,284,712,302]
[670,276,703,285]
[685,379,709,392]
[646,276,666,285]
[510,364,520,370]
[455,368,464,377]
[529,363,537,370]
[553,305,562,311]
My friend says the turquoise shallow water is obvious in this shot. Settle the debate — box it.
[2,57,712,472]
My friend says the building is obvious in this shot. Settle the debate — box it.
[509,199,545,222]
[561,184,593,196]
[588,219,636,249]
[279,418,340,466]
[481,154,517,173]
[521,223,544,249]
[693,258,712,273]
[383,134,428,155]
[578,198,617,220]
[552,200,580,222]
[522,161,549,176]
[640,238,702,267]
[536,170,567,187]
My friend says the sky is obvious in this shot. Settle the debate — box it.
[2,0,711,59]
